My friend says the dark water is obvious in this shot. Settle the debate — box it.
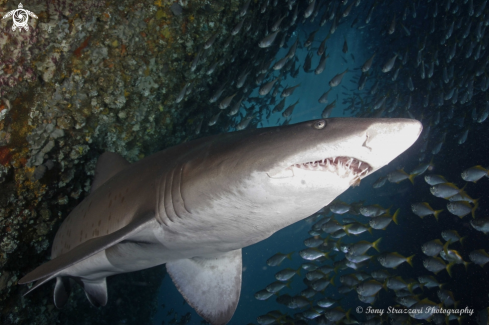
[3,0,488,324]
[153,0,489,324]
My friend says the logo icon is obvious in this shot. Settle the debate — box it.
[2,3,38,32]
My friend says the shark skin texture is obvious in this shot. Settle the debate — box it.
[19,118,422,325]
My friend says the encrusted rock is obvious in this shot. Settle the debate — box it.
[57,195,68,205]
[41,140,55,154]
[59,169,75,188]
[69,145,89,160]
[50,129,64,139]
[0,271,10,291]
[33,165,47,181]
[36,223,49,236]
[0,237,17,254]
[57,116,73,130]
[40,209,51,220]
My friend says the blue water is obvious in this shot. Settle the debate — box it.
[152,1,489,324]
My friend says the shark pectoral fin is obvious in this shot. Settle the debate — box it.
[54,277,73,308]
[19,212,155,286]
[82,278,108,307]
[166,249,242,325]
[91,152,131,193]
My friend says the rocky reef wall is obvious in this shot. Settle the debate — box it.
[0,0,265,323]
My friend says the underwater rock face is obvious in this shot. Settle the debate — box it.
[0,0,255,323]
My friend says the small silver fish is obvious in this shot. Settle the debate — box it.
[208,111,222,126]
[259,77,280,96]
[471,217,489,234]
[356,280,384,297]
[204,31,220,49]
[421,239,445,257]
[281,83,301,97]
[321,100,336,118]
[469,249,489,266]
[382,53,398,73]
[231,19,245,35]
[282,99,299,118]
[303,0,316,19]
[258,30,280,48]
[219,93,237,110]
[266,252,294,266]
[236,114,256,131]
[329,69,348,87]
[378,252,414,268]
[362,53,376,72]
[461,166,489,182]
[315,53,329,75]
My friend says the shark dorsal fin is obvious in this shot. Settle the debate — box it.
[91,152,131,193]
[166,249,242,325]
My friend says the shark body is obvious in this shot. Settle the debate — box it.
[20,118,422,324]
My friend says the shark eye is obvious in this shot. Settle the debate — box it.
[313,120,326,129]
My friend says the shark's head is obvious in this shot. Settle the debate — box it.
[179,118,422,245]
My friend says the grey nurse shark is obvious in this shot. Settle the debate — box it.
[20,118,422,324]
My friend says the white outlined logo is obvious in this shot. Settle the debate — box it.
[2,3,38,32]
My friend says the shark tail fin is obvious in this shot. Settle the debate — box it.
[19,212,155,293]
[54,277,73,308]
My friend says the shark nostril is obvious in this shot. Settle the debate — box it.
[362,134,372,151]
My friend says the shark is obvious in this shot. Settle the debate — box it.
[19,118,422,325]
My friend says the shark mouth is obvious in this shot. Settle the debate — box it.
[268,156,372,180]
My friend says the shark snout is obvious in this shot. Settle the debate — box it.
[362,119,423,170]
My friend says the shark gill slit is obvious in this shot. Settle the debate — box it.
[163,170,174,222]
[164,168,179,222]
[180,165,191,214]
[170,166,185,219]
[155,173,169,226]
[175,165,191,215]
[170,167,184,219]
